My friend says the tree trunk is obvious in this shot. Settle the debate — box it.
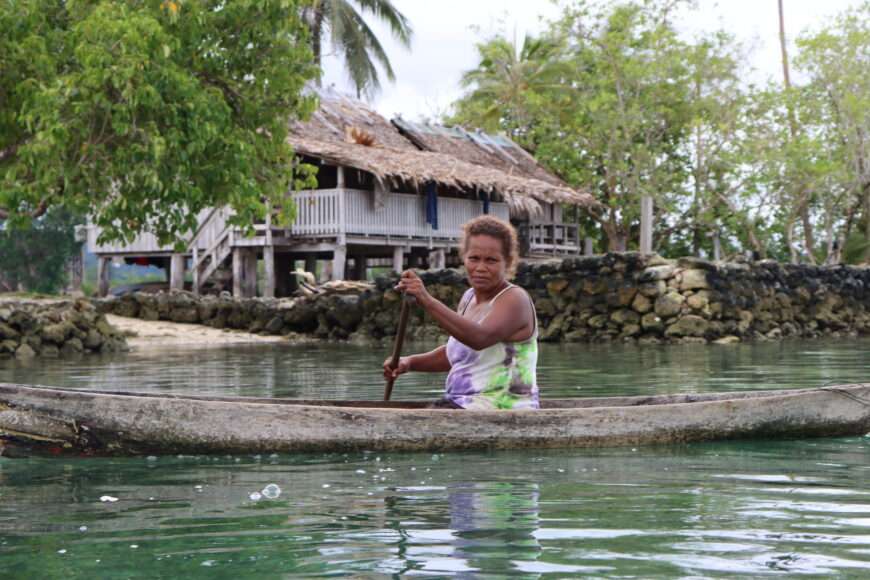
[779,0,815,262]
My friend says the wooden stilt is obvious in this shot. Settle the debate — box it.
[243,249,257,297]
[263,245,275,298]
[97,257,110,297]
[392,246,404,273]
[640,196,653,255]
[169,253,185,291]
[332,246,346,281]
[232,248,243,298]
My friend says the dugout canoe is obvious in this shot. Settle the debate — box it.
[0,382,869,456]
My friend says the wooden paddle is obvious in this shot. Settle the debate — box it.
[384,296,413,401]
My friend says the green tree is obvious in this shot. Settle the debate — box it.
[795,2,870,263]
[450,34,570,143]
[0,209,81,294]
[306,0,412,98]
[1,0,317,246]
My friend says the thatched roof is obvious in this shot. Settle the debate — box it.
[291,86,418,152]
[392,119,572,188]
[288,88,599,215]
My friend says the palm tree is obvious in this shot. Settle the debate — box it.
[307,0,412,99]
[456,34,568,134]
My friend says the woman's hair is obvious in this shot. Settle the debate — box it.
[459,215,520,279]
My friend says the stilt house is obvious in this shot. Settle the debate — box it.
[88,88,597,297]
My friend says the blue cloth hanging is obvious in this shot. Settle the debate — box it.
[425,182,439,230]
[480,191,490,214]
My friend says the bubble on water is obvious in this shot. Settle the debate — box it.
[262,484,281,499]
[195,485,204,491]
[202,560,216,567]
[234,458,240,463]
[322,483,331,489]
[431,454,440,461]
[367,492,373,496]
[58,549,67,554]
[99,495,118,503]
[340,516,348,520]
[557,468,565,473]
[146,456,157,462]
[148,497,155,501]
[355,469,366,474]
[632,448,637,452]
[249,492,262,501]
[410,467,416,471]
[130,545,138,549]
[79,526,88,532]
[269,453,279,459]
[375,456,381,462]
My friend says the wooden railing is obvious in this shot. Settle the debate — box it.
[522,223,582,254]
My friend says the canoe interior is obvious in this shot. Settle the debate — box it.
[0,383,837,410]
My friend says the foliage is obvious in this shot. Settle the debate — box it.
[306,0,412,98]
[449,0,870,263]
[1,0,318,247]
[0,209,81,294]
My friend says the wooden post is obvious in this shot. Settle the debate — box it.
[640,195,654,255]
[336,165,345,188]
[192,247,200,295]
[232,248,243,298]
[243,248,258,297]
[97,256,110,297]
[263,245,275,298]
[170,253,185,291]
[392,246,404,273]
[332,245,346,281]
[584,237,594,256]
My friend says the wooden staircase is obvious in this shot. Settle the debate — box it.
[188,207,235,293]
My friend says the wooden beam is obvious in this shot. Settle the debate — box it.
[97,257,110,297]
[232,248,243,298]
[263,245,275,298]
[332,245,346,281]
[243,249,257,297]
[640,196,653,255]
[392,246,404,273]
[169,254,185,291]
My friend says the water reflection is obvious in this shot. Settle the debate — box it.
[0,338,867,401]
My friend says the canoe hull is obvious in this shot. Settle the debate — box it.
[1,383,869,455]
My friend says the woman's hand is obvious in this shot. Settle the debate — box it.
[395,270,430,302]
[383,356,412,380]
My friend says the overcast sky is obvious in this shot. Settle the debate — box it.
[321,0,862,120]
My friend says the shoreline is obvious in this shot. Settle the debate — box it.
[106,314,299,350]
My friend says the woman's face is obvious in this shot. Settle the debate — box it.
[463,234,509,292]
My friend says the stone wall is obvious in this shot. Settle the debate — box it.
[96,253,870,345]
[0,299,128,359]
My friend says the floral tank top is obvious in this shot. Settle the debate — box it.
[444,285,539,410]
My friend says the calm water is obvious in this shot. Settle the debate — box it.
[1,339,869,578]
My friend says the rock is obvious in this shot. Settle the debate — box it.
[737,310,754,333]
[96,317,116,337]
[665,315,709,337]
[546,278,569,296]
[0,339,18,355]
[61,337,84,355]
[654,292,685,318]
[40,344,60,357]
[329,295,363,331]
[638,281,666,298]
[0,321,20,340]
[631,293,652,314]
[608,285,637,307]
[641,265,676,281]
[686,290,710,311]
[620,324,641,337]
[677,269,709,291]
[641,313,664,332]
[580,277,608,295]
[41,323,70,345]
[15,344,36,359]
[563,328,589,342]
[170,307,200,324]
[587,314,609,329]
[264,316,284,334]
[713,335,741,345]
[84,329,103,350]
[610,309,640,326]
[114,296,139,318]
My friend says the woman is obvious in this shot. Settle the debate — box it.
[382,215,539,410]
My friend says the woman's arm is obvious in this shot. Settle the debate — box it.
[383,345,450,380]
[397,271,534,351]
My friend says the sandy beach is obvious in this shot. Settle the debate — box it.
[106,314,291,349]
